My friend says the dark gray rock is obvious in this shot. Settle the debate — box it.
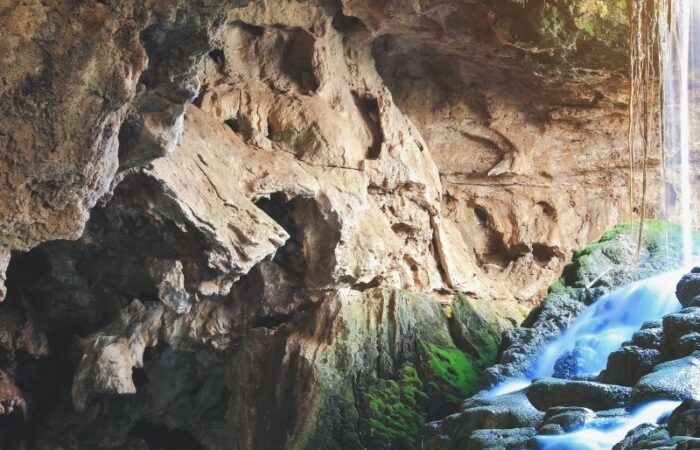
[630,327,664,349]
[631,353,700,405]
[541,406,595,432]
[526,378,631,411]
[676,333,700,358]
[641,320,663,330]
[668,399,700,437]
[466,427,537,450]
[600,346,661,387]
[436,391,544,443]
[612,424,668,450]
[486,293,586,383]
[537,423,565,435]
[662,308,700,359]
[676,272,700,308]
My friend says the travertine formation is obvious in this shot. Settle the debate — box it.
[0,0,649,449]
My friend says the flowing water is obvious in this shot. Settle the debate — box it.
[530,271,683,380]
[476,4,700,447]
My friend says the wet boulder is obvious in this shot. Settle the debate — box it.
[630,352,700,405]
[676,270,700,308]
[668,399,700,437]
[629,325,664,349]
[599,346,661,387]
[675,333,700,358]
[437,391,544,442]
[466,427,537,450]
[541,406,595,433]
[662,308,700,359]
[612,424,671,450]
[552,346,594,379]
[526,378,631,411]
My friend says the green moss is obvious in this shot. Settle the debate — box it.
[423,344,483,403]
[365,365,427,449]
[450,294,501,364]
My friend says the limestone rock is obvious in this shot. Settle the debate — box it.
[600,346,662,387]
[428,391,544,444]
[668,399,700,438]
[526,378,631,411]
[466,427,537,450]
[0,248,9,302]
[677,271,700,307]
[72,300,164,411]
[0,0,248,252]
[631,353,700,406]
[0,0,643,448]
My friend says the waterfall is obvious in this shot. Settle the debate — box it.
[477,5,700,448]
[659,0,695,267]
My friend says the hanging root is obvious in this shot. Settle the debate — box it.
[628,0,662,259]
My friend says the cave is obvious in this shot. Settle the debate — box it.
[1,1,700,449]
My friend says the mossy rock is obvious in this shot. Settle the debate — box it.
[555,220,692,292]
[503,0,629,75]
[296,288,502,450]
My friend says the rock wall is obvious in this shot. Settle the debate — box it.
[0,0,645,449]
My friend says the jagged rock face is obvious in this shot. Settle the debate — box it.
[0,0,252,254]
[343,0,643,303]
[0,0,639,449]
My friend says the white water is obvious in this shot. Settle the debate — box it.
[472,2,700,447]
[531,271,683,380]
[661,0,696,267]
[534,400,682,450]
[477,272,686,449]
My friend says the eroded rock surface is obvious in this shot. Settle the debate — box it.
[0,0,658,449]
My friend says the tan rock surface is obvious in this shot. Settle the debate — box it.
[0,0,651,448]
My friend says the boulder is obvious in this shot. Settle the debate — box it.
[631,353,700,405]
[466,427,537,450]
[662,308,700,359]
[676,271,700,308]
[668,399,700,437]
[612,424,668,450]
[541,406,595,432]
[675,333,700,358]
[526,378,631,411]
[629,326,664,349]
[600,346,661,387]
[437,391,544,441]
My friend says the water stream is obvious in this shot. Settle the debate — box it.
[477,3,700,447]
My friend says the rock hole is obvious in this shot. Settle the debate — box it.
[255,193,308,280]
[250,314,293,329]
[535,201,557,218]
[230,20,264,38]
[132,367,149,388]
[208,48,226,73]
[473,205,490,226]
[131,420,205,450]
[331,12,367,34]
[352,91,383,160]
[224,117,241,133]
[532,243,557,265]
[280,30,319,93]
